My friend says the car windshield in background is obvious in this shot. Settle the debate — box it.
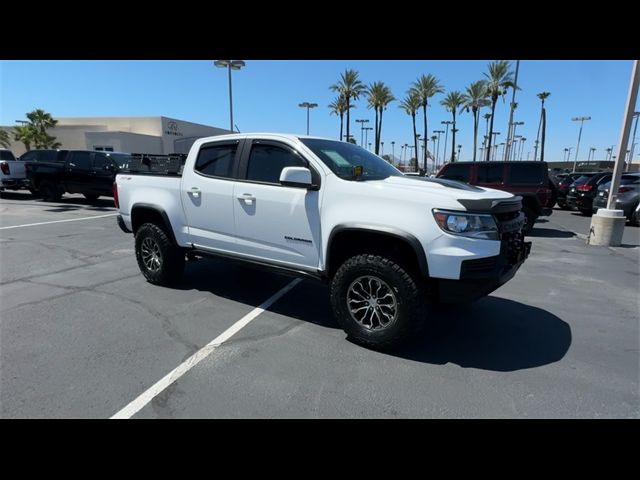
[0,150,17,161]
[300,139,402,181]
[573,174,595,184]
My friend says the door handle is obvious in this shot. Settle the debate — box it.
[237,193,255,204]
[188,187,201,198]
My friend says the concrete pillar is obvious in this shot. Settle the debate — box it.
[587,209,626,246]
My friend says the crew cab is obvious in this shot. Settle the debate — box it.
[26,150,131,201]
[0,148,31,194]
[115,134,531,350]
[436,161,554,233]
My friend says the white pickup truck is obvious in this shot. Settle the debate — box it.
[115,134,530,349]
[0,148,31,194]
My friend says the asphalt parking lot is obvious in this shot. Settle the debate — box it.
[1,191,638,418]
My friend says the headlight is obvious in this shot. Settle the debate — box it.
[432,209,499,240]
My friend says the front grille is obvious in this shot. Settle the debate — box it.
[501,231,527,265]
[494,210,520,222]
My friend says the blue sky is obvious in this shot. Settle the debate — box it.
[1,60,637,163]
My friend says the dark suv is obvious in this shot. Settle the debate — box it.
[555,172,585,209]
[566,172,612,215]
[436,161,553,233]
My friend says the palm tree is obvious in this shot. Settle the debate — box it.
[483,113,492,152]
[13,125,35,151]
[535,91,551,161]
[0,129,11,148]
[399,91,421,171]
[330,69,366,143]
[411,74,444,171]
[483,61,515,161]
[366,81,395,154]
[329,95,350,141]
[441,91,465,162]
[462,81,489,162]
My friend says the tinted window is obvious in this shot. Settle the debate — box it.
[594,174,612,185]
[19,151,36,162]
[246,144,306,184]
[92,152,111,169]
[194,144,237,178]
[0,150,16,161]
[108,153,133,168]
[509,164,545,184]
[620,175,640,185]
[477,164,504,183]
[68,152,91,170]
[573,175,594,185]
[439,163,471,182]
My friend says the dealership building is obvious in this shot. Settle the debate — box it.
[4,116,231,156]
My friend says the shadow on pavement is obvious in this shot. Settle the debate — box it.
[0,191,114,211]
[395,297,572,371]
[174,257,571,371]
[527,227,575,238]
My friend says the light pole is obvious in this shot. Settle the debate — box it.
[506,121,524,160]
[564,147,573,164]
[431,135,437,173]
[571,115,592,172]
[587,147,596,167]
[434,130,444,170]
[400,145,405,167]
[214,60,245,132]
[381,141,385,157]
[355,119,369,146]
[504,59,521,163]
[519,137,527,160]
[627,112,639,170]
[298,102,318,135]
[457,145,462,161]
[441,121,453,165]
[391,141,396,163]
[491,132,501,160]
[363,127,373,150]
[368,142,372,151]
[607,145,615,161]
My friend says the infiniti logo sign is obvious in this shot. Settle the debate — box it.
[165,121,183,136]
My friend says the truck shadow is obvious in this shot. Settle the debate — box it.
[177,258,571,372]
[527,227,575,238]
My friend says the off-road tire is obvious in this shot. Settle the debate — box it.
[39,181,62,201]
[135,223,185,286]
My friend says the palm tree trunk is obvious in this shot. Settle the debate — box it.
[540,108,547,162]
[422,104,428,171]
[377,107,384,155]
[451,110,457,162]
[472,108,479,162]
[339,113,344,141]
[486,99,497,161]
[412,114,418,171]
[346,97,351,141]
[374,108,379,154]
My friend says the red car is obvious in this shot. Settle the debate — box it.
[436,161,553,233]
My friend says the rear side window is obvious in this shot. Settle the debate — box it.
[68,152,91,170]
[194,143,237,178]
[595,174,612,185]
[620,175,640,185]
[439,163,470,182]
[477,164,504,183]
[246,144,306,184]
[0,150,16,161]
[509,164,545,184]
[92,152,110,169]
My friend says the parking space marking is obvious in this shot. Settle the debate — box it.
[111,277,302,419]
[0,213,118,230]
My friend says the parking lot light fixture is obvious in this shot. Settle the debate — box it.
[214,60,245,132]
[571,116,591,172]
[298,102,318,135]
[355,119,369,146]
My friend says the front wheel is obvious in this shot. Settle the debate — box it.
[135,223,185,286]
[522,206,536,235]
[330,254,428,350]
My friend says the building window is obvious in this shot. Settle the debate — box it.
[94,146,114,152]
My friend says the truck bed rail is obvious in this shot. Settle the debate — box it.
[120,153,186,176]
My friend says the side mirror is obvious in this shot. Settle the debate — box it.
[280,166,315,189]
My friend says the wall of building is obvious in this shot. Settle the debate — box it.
[85,131,163,154]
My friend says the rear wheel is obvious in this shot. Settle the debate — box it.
[39,181,62,201]
[135,223,184,286]
[330,254,428,350]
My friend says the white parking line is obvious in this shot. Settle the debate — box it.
[0,213,118,230]
[111,277,302,419]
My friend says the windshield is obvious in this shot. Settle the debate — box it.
[300,138,402,181]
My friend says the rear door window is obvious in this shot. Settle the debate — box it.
[509,164,545,184]
[194,143,238,178]
[439,163,470,182]
[477,164,504,183]
[68,152,91,170]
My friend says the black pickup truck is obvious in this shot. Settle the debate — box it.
[26,150,133,201]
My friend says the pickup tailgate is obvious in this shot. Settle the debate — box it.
[0,161,26,180]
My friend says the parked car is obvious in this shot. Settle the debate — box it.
[26,150,132,201]
[592,173,640,224]
[566,172,612,215]
[115,134,531,350]
[0,148,32,194]
[436,161,553,233]
[556,172,586,209]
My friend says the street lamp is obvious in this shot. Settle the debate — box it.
[490,132,501,160]
[214,60,246,132]
[457,145,462,162]
[441,121,453,165]
[627,112,639,170]
[571,115,592,172]
[587,147,596,167]
[506,121,524,160]
[298,102,318,135]
[433,130,444,170]
[363,127,373,150]
[431,135,437,173]
[519,137,527,160]
[391,141,396,163]
[355,119,369,146]
[380,141,385,157]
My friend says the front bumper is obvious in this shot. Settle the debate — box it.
[436,230,531,303]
